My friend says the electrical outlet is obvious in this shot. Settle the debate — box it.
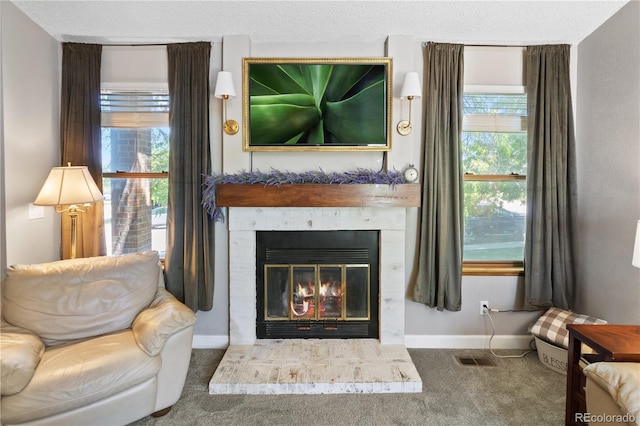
[480,300,489,315]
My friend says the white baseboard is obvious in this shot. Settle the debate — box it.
[192,334,229,349]
[193,334,534,350]
[405,334,534,350]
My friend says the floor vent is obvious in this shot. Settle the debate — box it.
[455,356,496,367]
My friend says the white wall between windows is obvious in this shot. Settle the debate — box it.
[101,45,168,91]
[464,46,525,88]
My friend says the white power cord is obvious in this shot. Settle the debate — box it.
[485,308,533,359]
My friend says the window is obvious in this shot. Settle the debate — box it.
[101,90,170,258]
[462,93,527,272]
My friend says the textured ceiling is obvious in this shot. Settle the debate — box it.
[12,0,629,45]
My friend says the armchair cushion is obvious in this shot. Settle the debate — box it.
[2,252,160,347]
[1,330,161,425]
[0,320,45,396]
[132,287,197,356]
[583,362,640,422]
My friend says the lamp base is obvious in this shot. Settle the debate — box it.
[70,212,78,259]
[224,120,239,135]
[396,120,412,136]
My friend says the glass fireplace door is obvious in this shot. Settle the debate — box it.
[256,229,379,339]
[264,264,370,322]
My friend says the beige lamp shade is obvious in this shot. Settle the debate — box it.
[400,72,422,99]
[633,220,640,268]
[214,71,236,99]
[34,165,103,207]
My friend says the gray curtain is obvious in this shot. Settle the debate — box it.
[413,42,464,311]
[60,42,106,259]
[165,42,215,311]
[524,44,577,310]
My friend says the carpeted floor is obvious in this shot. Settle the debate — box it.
[130,347,566,426]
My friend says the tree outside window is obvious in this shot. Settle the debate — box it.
[462,93,527,264]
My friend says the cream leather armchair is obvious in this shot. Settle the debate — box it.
[0,251,197,426]
[584,362,640,426]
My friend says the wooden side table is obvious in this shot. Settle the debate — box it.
[565,324,640,425]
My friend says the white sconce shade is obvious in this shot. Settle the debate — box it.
[397,72,422,135]
[214,71,236,99]
[214,71,239,135]
[400,72,422,99]
[633,220,640,268]
[34,165,103,206]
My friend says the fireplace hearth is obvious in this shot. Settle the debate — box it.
[209,206,422,395]
[256,230,379,339]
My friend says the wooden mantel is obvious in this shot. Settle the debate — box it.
[216,183,421,208]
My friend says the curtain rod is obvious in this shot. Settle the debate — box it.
[464,44,528,48]
[464,43,569,48]
[100,42,216,47]
[101,42,531,48]
[423,42,531,48]
[100,43,168,47]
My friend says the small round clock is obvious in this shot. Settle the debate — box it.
[403,165,419,183]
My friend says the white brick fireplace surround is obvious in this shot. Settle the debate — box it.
[227,206,407,345]
[208,206,422,395]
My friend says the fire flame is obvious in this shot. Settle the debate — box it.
[296,282,314,298]
[320,282,342,297]
[290,278,344,318]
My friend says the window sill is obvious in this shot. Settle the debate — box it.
[463,262,524,276]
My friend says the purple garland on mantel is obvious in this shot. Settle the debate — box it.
[202,168,407,222]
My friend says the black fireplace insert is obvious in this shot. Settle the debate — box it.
[256,230,379,339]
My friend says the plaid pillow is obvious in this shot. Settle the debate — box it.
[530,307,607,349]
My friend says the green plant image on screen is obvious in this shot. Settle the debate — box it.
[243,58,392,151]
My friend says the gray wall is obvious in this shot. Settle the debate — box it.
[575,0,640,324]
[2,2,637,348]
[1,1,60,269]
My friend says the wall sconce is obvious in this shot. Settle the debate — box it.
[34,164,103,259]
[396,72,422,136]
[214,71,239,135]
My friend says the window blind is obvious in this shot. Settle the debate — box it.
[101,91,169,128]
[463,94,527,132]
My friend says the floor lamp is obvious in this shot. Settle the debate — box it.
[34,164,103,259]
